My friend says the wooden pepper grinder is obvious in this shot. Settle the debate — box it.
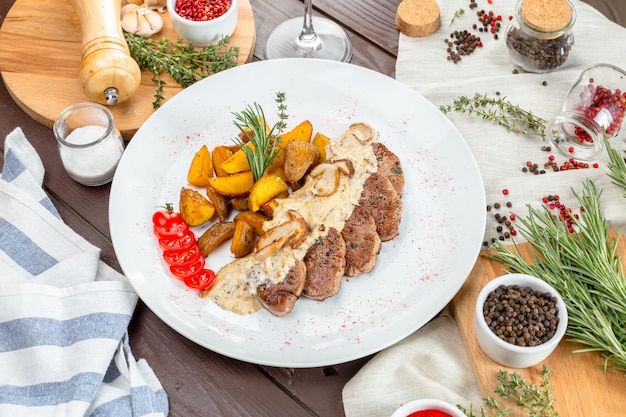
[69,0,141,105]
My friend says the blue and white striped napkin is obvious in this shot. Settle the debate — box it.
[0,128,168,417]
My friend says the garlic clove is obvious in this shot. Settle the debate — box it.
[121,7,164,38]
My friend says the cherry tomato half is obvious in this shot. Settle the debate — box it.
[169,256,206,279]
[158,229,196,252]
[153,221,189,240]
[184,268,216,290]
[163,244,201,266]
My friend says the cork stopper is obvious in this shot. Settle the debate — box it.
[521,0,572,32]
[396,0,441,38]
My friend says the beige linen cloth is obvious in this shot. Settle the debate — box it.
[343,1,626,416]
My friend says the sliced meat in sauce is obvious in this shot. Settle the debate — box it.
[341,205,382,277]
[372,142,404,197]
[303,227,346,300]
[358,173,403,241]
[256,260,307,317]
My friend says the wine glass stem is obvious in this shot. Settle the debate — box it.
[299,0,318,44]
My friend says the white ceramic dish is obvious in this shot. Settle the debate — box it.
[475,273,568,368]
[390,398,465,417]
[167,0,238,46]
[109,59,486,367]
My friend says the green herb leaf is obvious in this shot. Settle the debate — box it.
[440,93,547,140]
[231,92,288,181]
[124,33,239,108]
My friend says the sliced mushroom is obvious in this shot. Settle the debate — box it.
[254,210,308,260]
[309,159,355,197]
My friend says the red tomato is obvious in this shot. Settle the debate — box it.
[152,207,183,228]
[184,269,216,290]
[158,229,196,252]
[153,221,189,239]
[169,256,206,279]
[163,244,201,266]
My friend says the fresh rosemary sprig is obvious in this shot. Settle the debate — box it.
[124,33,239,108]
[604,133,626,196]
[440,94,547,139]
[458,366,558,417]
[232,92,288,181]
[486,180,626,374]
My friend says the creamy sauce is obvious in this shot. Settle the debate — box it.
[205,125,378,315]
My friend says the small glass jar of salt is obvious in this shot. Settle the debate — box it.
[53,102,124,186]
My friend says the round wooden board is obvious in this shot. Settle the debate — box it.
[0,0,255,139]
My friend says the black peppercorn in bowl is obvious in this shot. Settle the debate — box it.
[474,273,568,368]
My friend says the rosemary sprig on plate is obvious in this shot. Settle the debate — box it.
[459,366,558,417]
[440,93,547,139]
[232,92,288,181]
[486,180,626,374]
[124,33,239,108]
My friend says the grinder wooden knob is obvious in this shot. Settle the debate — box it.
[69,0,141,105]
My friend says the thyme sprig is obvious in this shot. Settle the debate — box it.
[232,92,288,181]
[486,180,626,374]
[440,94,547,139]
[459,366,558,417]
[124,33,239,108]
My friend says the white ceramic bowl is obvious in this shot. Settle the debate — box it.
[390,398,465,417]
[475,273,568,368]
[167,0,238,46]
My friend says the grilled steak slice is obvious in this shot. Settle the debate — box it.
[256,260,307,317]
[358,173,403,241]
[303,227,346,300]
[372,142,404,197]
[341,205,382,277]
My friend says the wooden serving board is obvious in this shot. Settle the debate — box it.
[449,230,626,417]
[0,0,255,139]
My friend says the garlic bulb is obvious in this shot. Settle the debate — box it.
[121,4,164,38]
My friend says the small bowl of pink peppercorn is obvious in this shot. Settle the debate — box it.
[167,0,238,46]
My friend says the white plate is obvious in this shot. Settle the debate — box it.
[109,59,486,367]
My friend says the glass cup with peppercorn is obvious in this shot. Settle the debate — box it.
[474,273,568,368]
[546,63,626,160]
[504,0,576,73]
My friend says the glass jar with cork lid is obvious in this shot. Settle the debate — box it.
[505,0,576,73]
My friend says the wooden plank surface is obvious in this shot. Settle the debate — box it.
[0,0,255,139]
[449,231,626,417]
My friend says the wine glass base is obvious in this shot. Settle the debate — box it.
[264,17,352,62]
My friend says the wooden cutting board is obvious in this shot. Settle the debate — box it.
[449,230,626,417]
[0,0,255,139]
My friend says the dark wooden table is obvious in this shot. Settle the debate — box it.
[1,1,623,416]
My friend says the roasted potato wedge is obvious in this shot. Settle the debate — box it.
[268,120,314,169]
[205,185,230,222]
[248,174,289,212]
[229,194,250,212]
[197,221,236,257]
[279,120,313,146]
[312,132,331,163]
[179,187,215,227]
[230,219,256,258]
[212,145,233,177]
[187,145,213,187]
[221,142,254,174]
[284,141,319,184]
[234,211,268,236]
[207,171,255,196]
